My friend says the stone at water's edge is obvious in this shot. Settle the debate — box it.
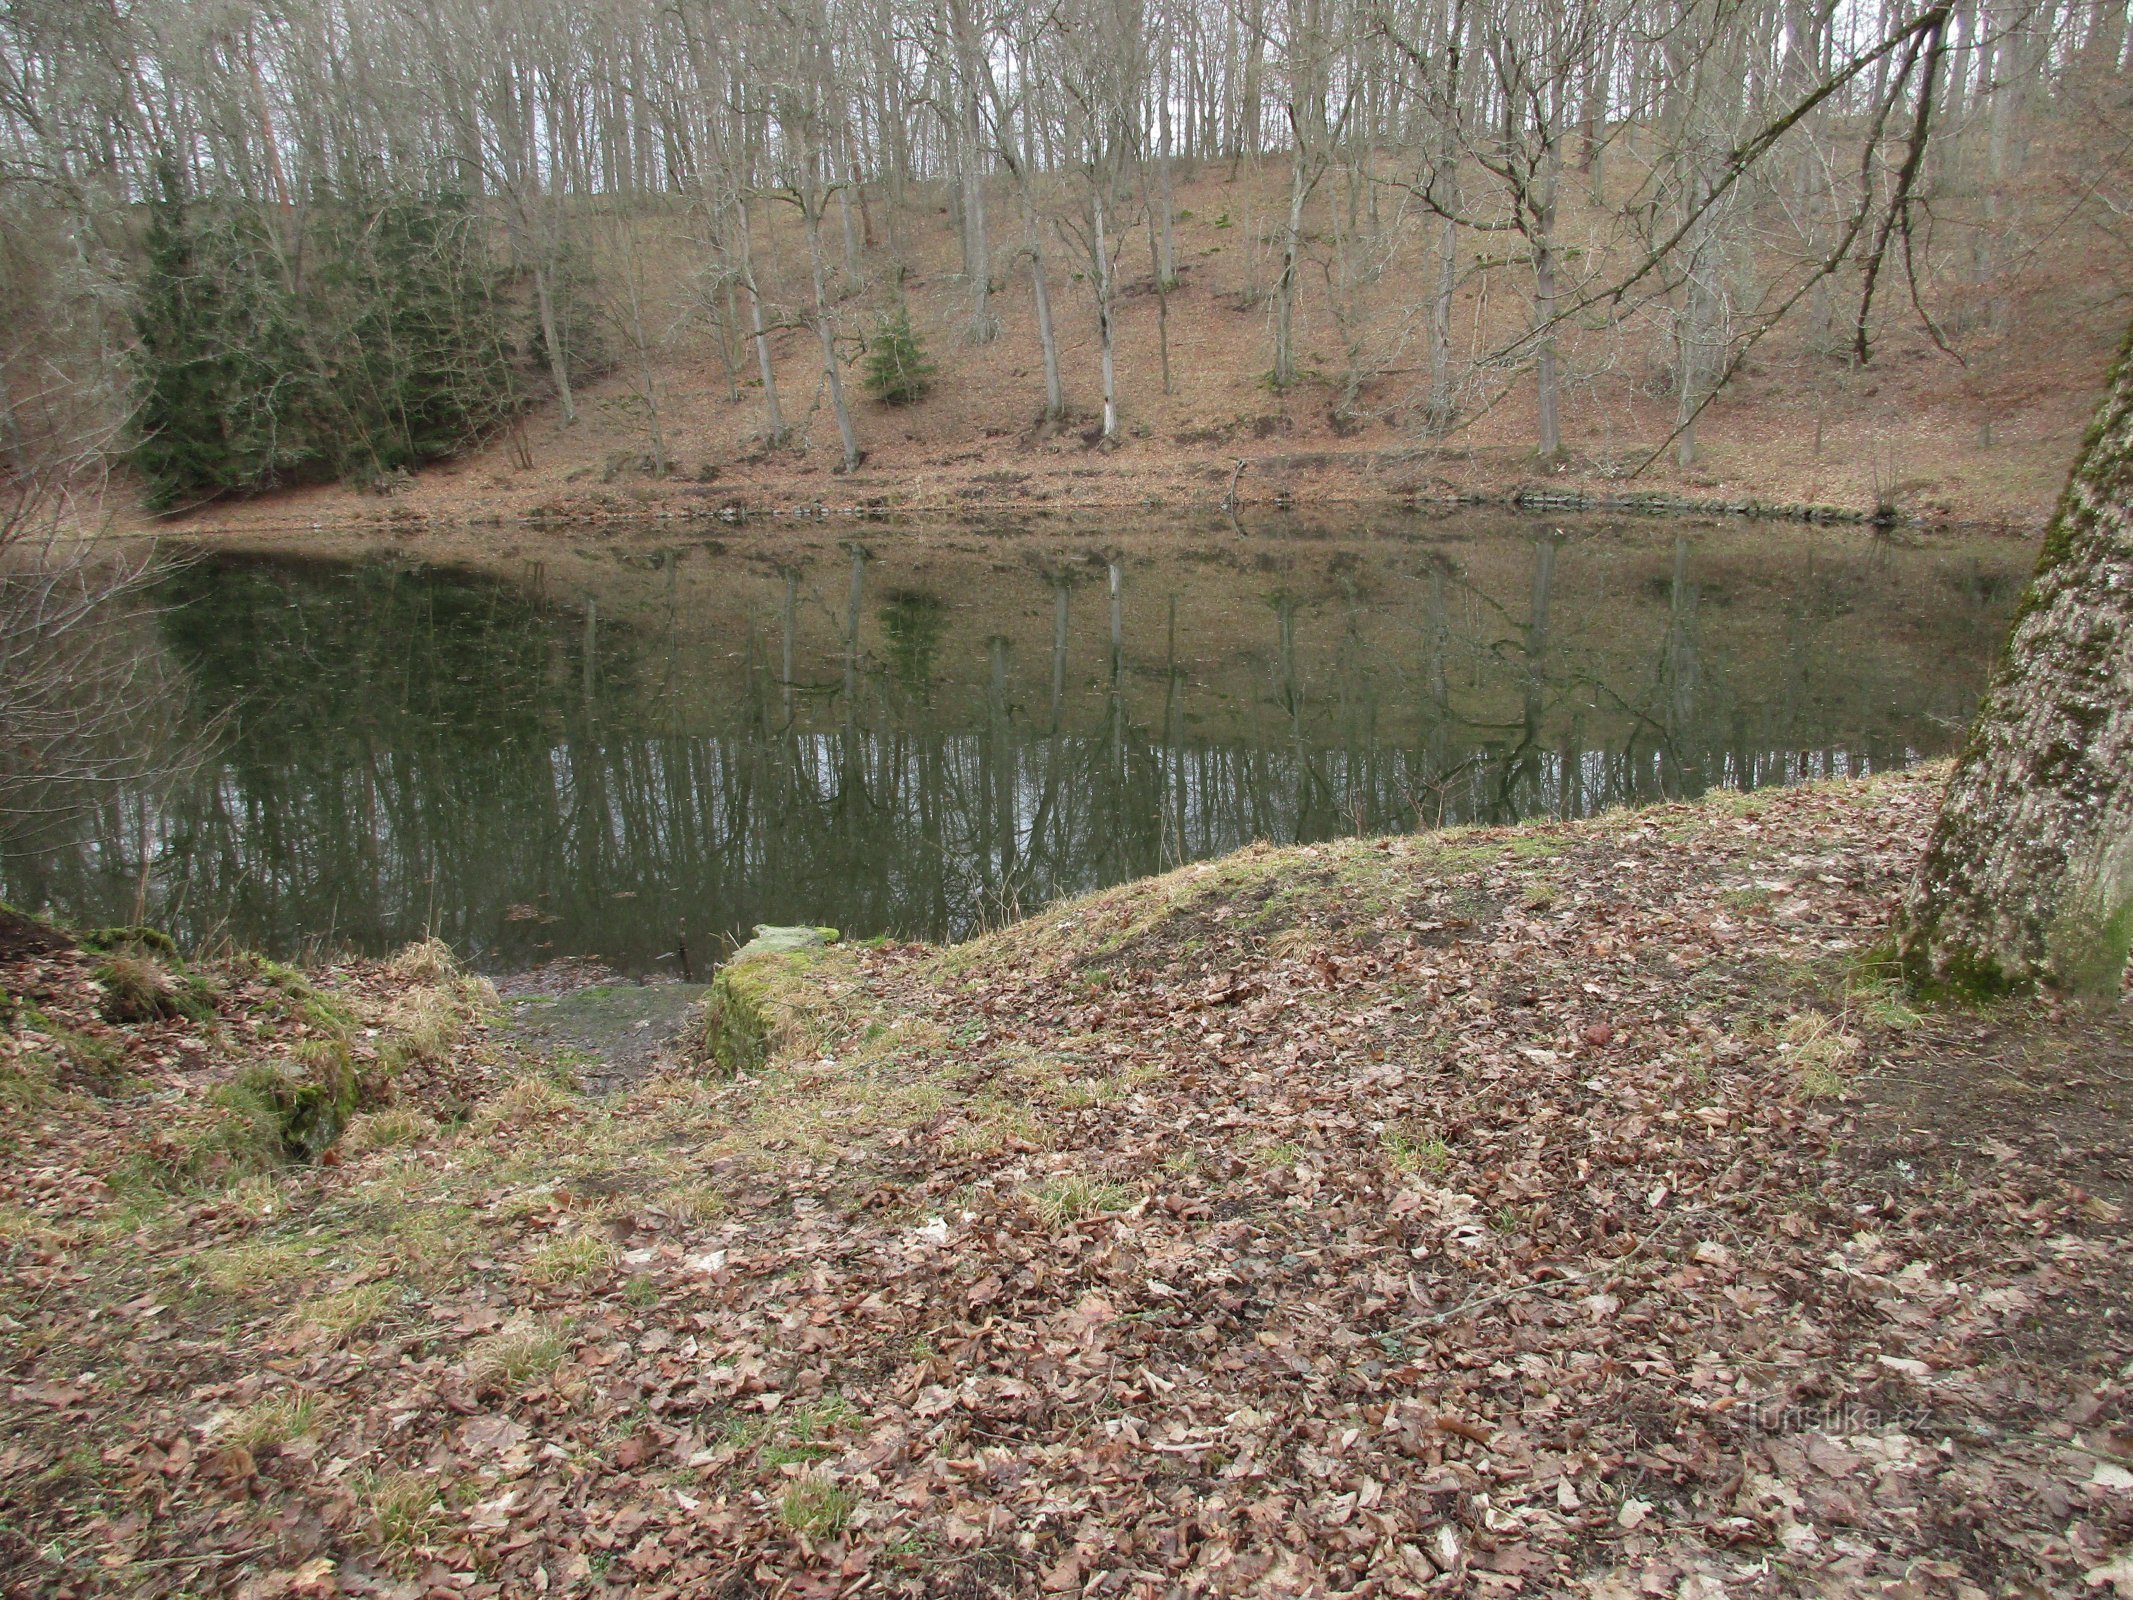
[731,924,842,960]
[702,926,841,1075]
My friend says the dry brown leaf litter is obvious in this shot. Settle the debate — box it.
[3,768,2131,1600]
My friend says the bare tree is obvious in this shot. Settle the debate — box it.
[765,0,863,470]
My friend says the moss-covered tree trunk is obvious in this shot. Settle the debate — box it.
[1896,319,2133,997]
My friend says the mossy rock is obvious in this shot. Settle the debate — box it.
[193,1053,360,1178]
[94,952,216,1026]
[79,925,180,958]
[701,928,840,1076]
[733,925,842,960]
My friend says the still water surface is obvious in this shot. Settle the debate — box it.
[1,513,2028,970]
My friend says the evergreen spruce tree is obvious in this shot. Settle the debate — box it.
[318,190,520,484]
[129,166,318,509]
[863,307,935,406]
[130,171,523,508]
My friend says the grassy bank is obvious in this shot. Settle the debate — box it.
[3,771,2130,1597]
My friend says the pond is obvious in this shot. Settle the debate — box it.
[1,511,2028,972]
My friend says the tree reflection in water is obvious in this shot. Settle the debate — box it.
[0,518,2025,971]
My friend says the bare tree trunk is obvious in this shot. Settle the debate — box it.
[1237,0,1267,161]
[1025,194,1065,418]
[1897,319,2133,998]
[717,280,744,402]
[1427,208,1458,431]
[969,13,1060,420]
[948,0,997,343]
[1095,190,1119,439]
[533,262,578,426]
[1533,183,1561,459]
[1420,1,1465,435]
[608,214,669,476]
[738,198,786,443]
[1674,182,1718,468]
[1273,145,1310,388]
[1139,154,1174,394]
[1157,64,1178,286]
[802,183,861,471]
[838,143,863,285]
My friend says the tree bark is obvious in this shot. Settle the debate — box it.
[1896,318,2133,997]
[1273,142,1309,389]
[737,196,786,443]
[1024,194,1065,419]
[802,181,861,472]
[1095,190,1119,441]
[532,262,577,427]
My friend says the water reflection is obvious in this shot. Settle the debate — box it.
[0,516,2024,970]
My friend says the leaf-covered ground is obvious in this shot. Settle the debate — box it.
[4,770,2132,1599]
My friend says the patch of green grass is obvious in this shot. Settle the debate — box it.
[701,944,844,1076]
[33,1026,128,1097]
[385,938,461,986]
[1254,1140,1304,1170]
[1699,784,1781,818]
[219,1392,323,1449]
[655,1179,727,1224]
[1844,963,1926,1031]
[943,1095,1049,1156]
[391,1210,478,1281]
[1028,1173,1135,1226]
[762,1441,833,1466]
[1855,983,1925,1031]
[777,1478,855,1538]
[354,1466,447,1556]
[343,1107,434,1152]
[78,925,179,958]
[1050,1077,1115,1110]
[1383,1126,1451,1175]
[1501,833,1569,859]
[0,1202,75,1250]
[219,1172,293,1224]
[1780,1010,1859,1099]
[377,988,465,1075]
[199,1236,313,1295]
[183,1055,359,1185]
[524,1231,617,1286]
[786,1395,855,1441]
[717,1413,770,1451]
[293,1280,395,1344]
[0,1053,62,1114]
[474,1076,570,1132]
[467,1317,571,1391]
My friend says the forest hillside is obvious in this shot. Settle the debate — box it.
[136,136,2132,531]
[3,0,2129,532]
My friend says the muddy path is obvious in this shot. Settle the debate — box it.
[491,960,708,1093]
